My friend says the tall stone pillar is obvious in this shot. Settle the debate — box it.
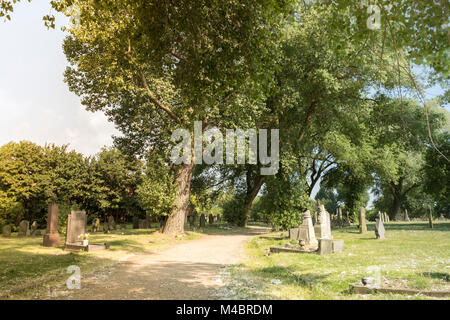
[43,195,60,247]
[359,206,367,234]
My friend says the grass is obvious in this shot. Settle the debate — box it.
[0,223,206,299]
[222,221,450,300]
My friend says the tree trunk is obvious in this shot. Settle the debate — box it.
[390,195,401,220]
[162,163,194,235]
[240,175,265,227]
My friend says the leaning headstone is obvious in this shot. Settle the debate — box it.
[359,207,367,234]
[298,210,318,246]
[428,206,433,229]
[92,218,100,232]
[2,225,11,237]
[199,214,206,228]
[289,228,299,240]
[314,205,332,240]
[375,213,385,240]
[317,239,333,255]
[65,211,87,250]
[43,195,60,247]
[208,214,214,225]
[30,221,39,236]
[404,209,410,222]
[18,220,29,237]
[108,216,116,230]
[132,216,139,229]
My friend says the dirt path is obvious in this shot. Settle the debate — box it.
[51,227,268,300]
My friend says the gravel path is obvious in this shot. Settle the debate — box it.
[53,227,267,300]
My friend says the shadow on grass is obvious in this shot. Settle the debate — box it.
[385,222,450,232]
[254,266,330,288]
[419,272,450,282]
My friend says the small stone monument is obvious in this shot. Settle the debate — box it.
[438,214,446,221]
[18,220,29,237]
[92,218,100,232]
[314,205,332,240]
[289,228,299,240]
[103,219,109,233]
[43,195,60,247]
[359,207,367,234]
[199,214,206,227]
[375,213,385,239]
[65,211,88,250]
[30,221,40,236]
[2,225,11,237]
[298,210,318,246]
[318,239,333,255]
[404,209,410,222]
[345,211,351,226]
[132,216,139,229]
[108,215,116,230]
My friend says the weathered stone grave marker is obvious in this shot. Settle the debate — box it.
[359,207,367,234]
[314,205,332,240]
[375,213,385,240]
[18,220,29,237]
[298,210,317,247]
[2,225,11,237]
[43,195,60,247]
[92,218,100,232]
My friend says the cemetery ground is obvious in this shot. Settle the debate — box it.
[0,222,449,300]
[225,222,450,300]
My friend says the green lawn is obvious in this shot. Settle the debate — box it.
[223,221,450,300]
[0,224,205,299]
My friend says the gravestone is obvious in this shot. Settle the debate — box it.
[208,214,214,225]
[332,240,345,253]
[18,220,29,237]
[199,214,206,228]
[103,220,109,233]
[375,212,385,239]
[30,221,40,236]
[404,209,410,222]
[289,228,299,240]
[108,216,116,230]
[65,211,87,250]
[345,211,351,226]
[92,218,100,232]
[139,219,149,229]
[43,195,60,247]
[438,214,446,221]
[427,206,433,229]
[2,225,11,237]
[132,216,139,229]
[317,239,333,255]
[359,207,367,234]
[298,210,317,246]
[314,205,332,240]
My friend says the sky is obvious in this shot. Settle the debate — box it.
[0,1,118,156]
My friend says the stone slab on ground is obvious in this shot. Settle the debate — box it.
[332,240,344,253]
[350,283,450,298]
[270,246,317,254]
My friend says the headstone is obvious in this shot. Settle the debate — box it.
[92,218,100,232]
[359,207,367,234]
[108,216,116,230]
[18,220,29,237]
[428,206,433,229]
[103,220,109,233]
[132,216,139,229]
[43,195,60,247]
[317,239,333,255]
[138,219,149,229]
[199,214,206,228]
[289,228,299,240]
[208,214,214,225]
[2,225,11,237]
[404,209,410,222]
[438,214,445,221]
[30,221,40,236]
[375,213,385,239]
[65,211,87,248]
[345,211,351,226]
[332,240,344,253]
[314,205,332,240]
[298,210,318,246]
